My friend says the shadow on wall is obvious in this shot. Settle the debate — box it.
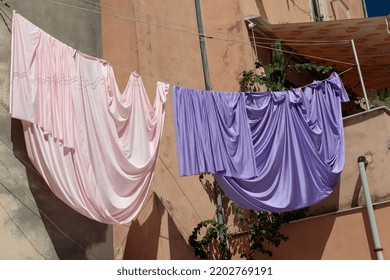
[196,170,338,259]
[11,119,113,260]
[257,203,387,260]
[308,180,341,216]
[351,165,364,208]
[254,214,337,260]
[124,192,195,260]
[168,210,196,260]
[255,0,268,20]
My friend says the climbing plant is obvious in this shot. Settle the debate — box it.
[189,176,306,260]
[188,40,332,260]
[189,176,232,260]
[368,88,390,108]
[240,40,290,92]
[189,218,231,260]
[240,40,334,92]
[233,204,306,259]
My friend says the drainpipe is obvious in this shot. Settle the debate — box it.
[194,0,225,243]
[357,156,384,260]
[194,0,212,90]
[351,39,370,111]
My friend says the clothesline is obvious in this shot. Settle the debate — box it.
[81,0,352,45]
[250,40,351,46]
[9,64,355,100]
[1,0,358,45]
[112,65,354,88]
[108,64,171,85]
[50,0,362,70]
[249,41,355,66]
[1,3,357,98]
[110,64,355,91]
[0,1,357,81]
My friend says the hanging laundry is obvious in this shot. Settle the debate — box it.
[10,11,169,224]
[173,87,257,179]
[173,73,349,212]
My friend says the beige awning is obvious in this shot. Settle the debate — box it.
[249,16,390,97]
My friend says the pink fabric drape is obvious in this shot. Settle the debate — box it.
[10,11,169,224]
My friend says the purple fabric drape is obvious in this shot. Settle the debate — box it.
[173,87,257,179]
[173,73,349,212]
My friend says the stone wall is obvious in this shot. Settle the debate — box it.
[0,0,113,259]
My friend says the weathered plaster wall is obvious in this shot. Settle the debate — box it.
[257,0,365,24]
[325,0,366,20]
[254,201,390,260]
[0,0,113,259]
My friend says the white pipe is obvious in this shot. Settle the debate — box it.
[351,39,370,110]
[357,156,384,260]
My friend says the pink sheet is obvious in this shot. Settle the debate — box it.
[10,11,169,224]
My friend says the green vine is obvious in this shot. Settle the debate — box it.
[233,205,306,259]
[240,40,290,92]
[189,217,232,260]
[188,196,306,259]
[240,40,334,92]
[294,62,334,77]
[189,174,306,260]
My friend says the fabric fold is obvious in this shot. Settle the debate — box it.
[10,11,168,224]
[174,72,349,212]
[173,87,257,179]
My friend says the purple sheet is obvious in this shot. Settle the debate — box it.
[173,87,257,179]
[173,73,349,212]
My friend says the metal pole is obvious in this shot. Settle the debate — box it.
[361,0,368,18]
[194,0,212,91]
[357,156,384,260]
[194,0,225,242]
[351,39,370,110]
